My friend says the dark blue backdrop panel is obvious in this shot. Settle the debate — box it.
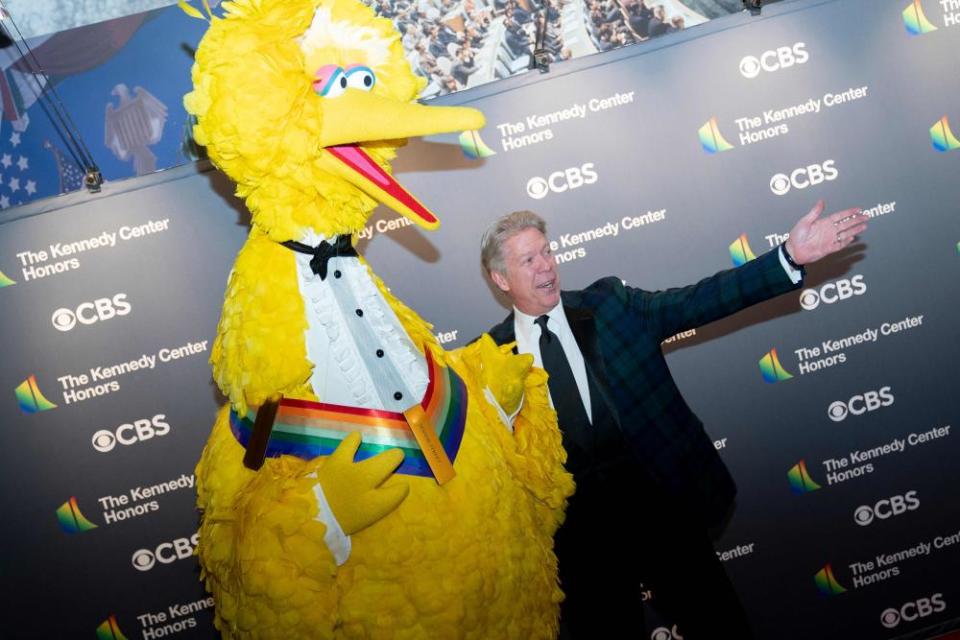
[0,0,958,638]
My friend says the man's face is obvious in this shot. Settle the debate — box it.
[490,227,561,316]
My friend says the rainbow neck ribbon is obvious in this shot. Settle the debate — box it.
[230,349,467,480]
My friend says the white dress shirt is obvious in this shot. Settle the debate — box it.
[514,304,593,424]
[778,245,803,284]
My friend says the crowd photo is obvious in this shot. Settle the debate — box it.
[368,0,747,96]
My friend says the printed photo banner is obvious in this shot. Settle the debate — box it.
[1,0,958,637]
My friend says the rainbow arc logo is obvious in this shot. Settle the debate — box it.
[96,614,129,640]
[758,348,793,383]
[698,117,735,154]
[0,269,15,287]
[56,496,98,534]
[14,375,58,413]
[903,0,938,35]
[814,564,848,596]
[729,234,757,266]
[459,130,497,159]
[787,460,822,494]
[930,116,960,152]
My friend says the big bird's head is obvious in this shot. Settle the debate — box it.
[184,0,483,240]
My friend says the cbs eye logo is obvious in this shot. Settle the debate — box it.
[853,505,875,526]
[769,160,838,196]
[650,626,683,640]
[854,491,919,527]
[51,294,131,332]
[769,173,792,196]
[91,415,170,453]
[131,548,156,571]
[739,43,809,79]
[880,594,945,629]
[526,163,598,199]
[800,276,867,311]
[131,533,199,571]
[880,608,900,628]
[827,386,893,422]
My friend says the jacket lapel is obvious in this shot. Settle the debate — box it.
[488,312,518,353]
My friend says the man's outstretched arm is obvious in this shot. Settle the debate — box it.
[621,200,868,339]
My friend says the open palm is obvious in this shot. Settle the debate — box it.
[785,200,868,265]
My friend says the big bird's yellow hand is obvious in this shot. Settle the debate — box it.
[476,334,533,416]
[317,432,409,536]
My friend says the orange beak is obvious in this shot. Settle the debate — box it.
[316,89,485,230]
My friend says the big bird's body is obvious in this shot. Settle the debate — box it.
[185,1,573,638]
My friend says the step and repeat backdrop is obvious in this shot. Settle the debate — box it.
[1,0,958,638]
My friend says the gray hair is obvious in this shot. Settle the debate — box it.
[480,210,547,275]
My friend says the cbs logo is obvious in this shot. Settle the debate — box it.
[51,293,131,332]
[769,160,838,196]
[854,491,919,526]
[799,275,867,311]
[131,533,199,571]
[880,593,945,628]
[739,43,809,79]
[651,626,683,640]
[91,415,171,453]
[827,386,893,422]
[526,163,598,199]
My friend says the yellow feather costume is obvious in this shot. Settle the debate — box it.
[185,0,574,637]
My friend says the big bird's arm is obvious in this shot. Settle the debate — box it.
[510,366,575,530]
[453,335,574,531]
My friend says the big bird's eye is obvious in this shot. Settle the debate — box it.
[313,65,348,98]
[344,66,376,91]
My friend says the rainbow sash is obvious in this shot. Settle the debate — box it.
[230,350,467,483]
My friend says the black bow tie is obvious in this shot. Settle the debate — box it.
[281,235,358,280]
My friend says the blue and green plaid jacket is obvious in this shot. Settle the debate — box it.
[489,248,802,527]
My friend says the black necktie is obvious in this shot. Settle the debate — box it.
[535,315,591,431]
[281,234,358,279]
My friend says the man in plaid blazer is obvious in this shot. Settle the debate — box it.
[482,202,866,639]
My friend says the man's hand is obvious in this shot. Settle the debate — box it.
[784,200,868,265]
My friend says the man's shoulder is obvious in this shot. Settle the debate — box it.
[486,312,516,346]
[562,276,626,306]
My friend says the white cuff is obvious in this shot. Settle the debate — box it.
[483,386,522,433]
[778,245,803,284]
[310,476,352,566]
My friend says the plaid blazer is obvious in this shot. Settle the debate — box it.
[489,248,802,527]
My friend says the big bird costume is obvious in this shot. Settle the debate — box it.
[184,0,574,637]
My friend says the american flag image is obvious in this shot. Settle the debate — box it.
[42,139,85,194]
[0,119,45,209]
